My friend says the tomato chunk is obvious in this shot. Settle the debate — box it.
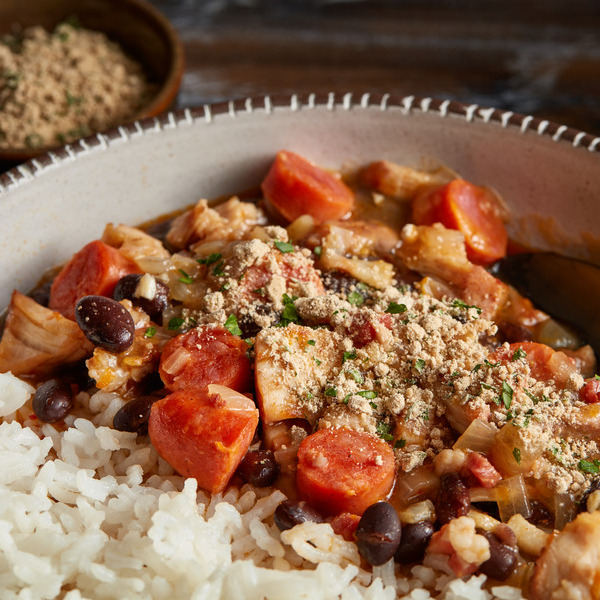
[412,179,507,265]
[580,378,600,404]
[296,427,395,516]
[148,384,259,493]
[491,341,578,387]
[261,151,355,224]
[49,240,140,320]
[159,325,252,393]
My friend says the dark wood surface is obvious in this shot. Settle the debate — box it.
[149,0,600,135]
[2,0,599,174]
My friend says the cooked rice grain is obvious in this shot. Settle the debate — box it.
[0,385,526,599]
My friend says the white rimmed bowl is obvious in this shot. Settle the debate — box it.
[0,92,599,311]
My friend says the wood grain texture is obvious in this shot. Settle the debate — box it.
[148,0,600,135]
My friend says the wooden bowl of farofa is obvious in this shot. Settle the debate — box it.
[0,0,184,167]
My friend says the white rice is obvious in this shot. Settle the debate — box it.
[0,373,526,599]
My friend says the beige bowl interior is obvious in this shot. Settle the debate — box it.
[0,94,599,311]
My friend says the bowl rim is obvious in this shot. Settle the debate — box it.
[0,0,185,163]
[1,92,599,194]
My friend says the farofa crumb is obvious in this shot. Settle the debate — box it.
[0,22,156,149]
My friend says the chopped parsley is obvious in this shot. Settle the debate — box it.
[167,317,185,331]
[314,357,322,366]
[357,390,377,399]
[313,245,322,256]
[307,339,316,346]
[386,302,407,314]
[224,314,242,336]
[452,298,482,315]
[342,393,351,405]
[512,447,521,465]
[347,291,364,306]
[324,387,338,397]
[144,326,156,338]
[376,421,394,442]
[472,363,483,373]
[347,369,364,384]
[414,358,426,373]
[512,347,527,361]
[501,381,514,410]
[578,459,600,474]
[394,438,406,449]
[279,294,301,326]
[343,350,357,363]
[274,240,295,253]
[178,269,193,284]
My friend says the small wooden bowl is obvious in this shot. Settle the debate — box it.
[0,0,184,166]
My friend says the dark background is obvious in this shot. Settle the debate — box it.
[148,0,600,135]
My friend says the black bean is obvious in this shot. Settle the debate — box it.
[355,501,402,566]
[394,520,434,564]
[32,379,74,423]
[238,449,280,487]
[527,499,553,529]
[274,500,324,531]
[436,473,470,525]
[579,478,600,512]
[479,531,517,581]
[75,296,135,353]
[113,274,169,320]
[113,396,157,435]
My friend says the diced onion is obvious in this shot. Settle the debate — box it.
[552,491,577,530]
[392,466,440,507]
[453,419,497,453]
[536,318,582,350]
[506,514,549,557]
[469,486,498,503]
[398,499,435,524]
[287,215,315,242]
[496,475,531,522]
[160,346,191,375]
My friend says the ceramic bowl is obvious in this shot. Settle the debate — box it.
[0,92,599,311]
[0,0,184,167]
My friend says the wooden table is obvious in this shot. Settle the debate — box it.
[149,0,600,136]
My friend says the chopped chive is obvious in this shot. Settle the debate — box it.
[178,269,194,284]
[512,347,527,361]
[502,381,514,410]
[197,252,222,266]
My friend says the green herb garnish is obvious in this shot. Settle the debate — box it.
[274,240,295,253]
[178,269,194,284]
[167,317,185,331]
[343,351,357,363]
[347,291,364,306]
[324,387,338,397]
[512,447,521,465]
[144,326,157,338]
[385,302,407,314]
[357,390,377,399]
[578,459,600,474]
[224,314,242,336]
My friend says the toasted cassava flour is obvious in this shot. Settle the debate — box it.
[0,22,155,149]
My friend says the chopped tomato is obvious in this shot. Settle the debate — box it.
[148,384,259,493]
[580,378,600,404]
[237,249,325,301]
[49,240,140,320]
[261,151,355,224]
[350,313,394,348]
[491,341,578,387]
[296,427,395,516]
[329,512,361,541]
[465,452,502,489]
[412,179,507,265]
[159,325,252,393]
